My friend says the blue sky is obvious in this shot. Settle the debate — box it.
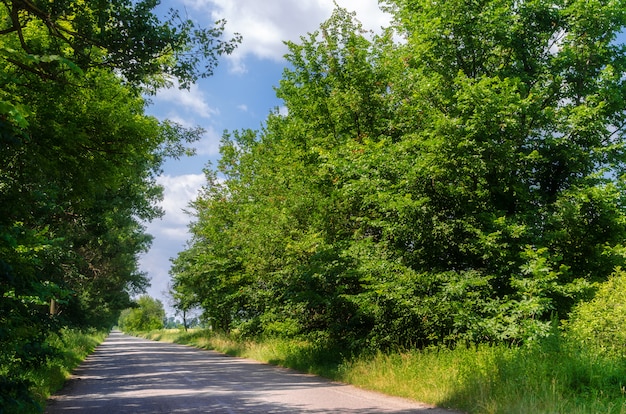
[140,0,626,314]
[140,0,391,312]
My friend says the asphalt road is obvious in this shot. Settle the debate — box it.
[45,331,459,413]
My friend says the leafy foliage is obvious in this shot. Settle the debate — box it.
[172,1,626,352]
[565,267,626,358]
[118,296,166,333]
[0,0,237,408]
[0,0,241,88]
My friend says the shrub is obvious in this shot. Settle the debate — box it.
[565,267,626,357]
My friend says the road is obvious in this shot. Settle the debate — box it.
[45,331,459,413]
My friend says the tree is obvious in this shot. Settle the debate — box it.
[0,0,238,408]
[173,1,626,351]
[0,0,241,87]
[0,65,206,409]
[171,8,394,342]
[368,0,626,344]
[118,296,166,333]
[167,277,203,331]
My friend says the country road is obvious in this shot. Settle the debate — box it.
[45,331,460,413]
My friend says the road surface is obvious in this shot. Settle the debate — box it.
[45,331,459,413]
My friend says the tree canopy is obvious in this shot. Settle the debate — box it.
[118,295,166,333]
[0,0,238,409]
[0,0,241,87]
[171,1,626,351]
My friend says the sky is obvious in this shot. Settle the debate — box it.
[140,0,392,313]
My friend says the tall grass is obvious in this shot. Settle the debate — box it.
[141,328,626,414]
[25,328,107,413]
[342,343,626,414]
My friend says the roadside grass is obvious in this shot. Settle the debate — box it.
[8,328,108,413]
[341,344,626,414]
[141,329,343,378]
[36,329,107,401]
[140,328,626,414]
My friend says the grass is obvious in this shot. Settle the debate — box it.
[0,328,107,413]
[141,329,343,377]
[28,328,108,412]
[139,328,626,414]
[342,345,625,413]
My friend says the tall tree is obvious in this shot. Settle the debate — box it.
[173,1,626,351]
[0,0,241,87]
[0,1,238,409]
[370,0,626,343]
[171,8,394,342]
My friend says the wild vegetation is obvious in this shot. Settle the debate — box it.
[118,295,166,333]
[165,1,626,412]
[143,266,626,413]
[25,329,107,413]
[141,320,626,414]
[172,0,626,349]
[0,0,239,410]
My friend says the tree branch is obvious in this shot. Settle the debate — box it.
[4,56,55,80]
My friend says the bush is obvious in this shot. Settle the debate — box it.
[565,267,626,357]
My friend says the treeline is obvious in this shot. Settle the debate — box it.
[117,295,202,332]
[0,0,239,410]
[171,1,626,352]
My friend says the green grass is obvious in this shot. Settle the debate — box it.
[141,329,343,377]
[28,328,107,412]
[342,344,626,414]
[1,328,107,413]
[140,328,626,414]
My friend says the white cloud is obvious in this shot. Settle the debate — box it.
[161,227,192,240]
[237,104,248,112]
[195,126,223,156]
[140,246,177,312]
[154,81,219,119]
[162,113,196,129]
[156,173,206,227]
[179,0,391,72]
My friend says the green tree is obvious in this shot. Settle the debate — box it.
[173,1,626,351]
[0,0,238,409]
[0,66,204,410]
[171,8,393,342]
[0,0,241,87]
[367,0,626,344]
[118,296,166,333]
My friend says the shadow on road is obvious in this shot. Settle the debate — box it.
[45,331,458,414]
